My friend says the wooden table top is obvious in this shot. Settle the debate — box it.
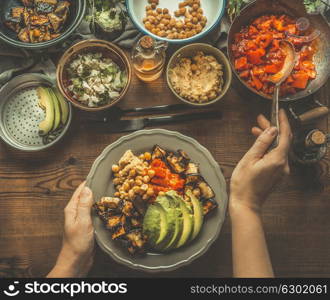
[0,52,329,278]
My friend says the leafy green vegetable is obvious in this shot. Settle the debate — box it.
[303,0,330,13]
[227,0,250,23]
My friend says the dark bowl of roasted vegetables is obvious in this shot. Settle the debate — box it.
[0,0,86,49]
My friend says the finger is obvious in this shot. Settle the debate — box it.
[77,186,94,222]
[65,181,86,212]
[257,114,271,130]
[251,126,263,137]
[245,127,278,159]
[277,109,292,154]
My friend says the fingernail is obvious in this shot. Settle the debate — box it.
[80,186,92,202]
[266,127,278,136]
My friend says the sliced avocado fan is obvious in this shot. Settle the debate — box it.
[37,87,55,136]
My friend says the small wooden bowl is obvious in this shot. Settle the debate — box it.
[56,39,132,112]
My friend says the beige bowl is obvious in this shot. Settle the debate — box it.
[56,39,131,112]
[166,43,232,106]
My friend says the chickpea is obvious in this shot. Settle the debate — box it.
[146,10,153,16]
[191,11,197,17]
[141,184,149,192]
[112,164,120,173]
[135,179,143,186]
[143,17,148,23]
[129,169,136,177]
[114,192,120,197]
[187,0,194,6]
[133,186,141,194]
[143,175,151,183]
[128,189,135,200]
[158,30,166,37]
[142,194,149,201]
[167,33,174,39]
[151,28,158,35]
[158,191,165,196]
[146,188,154,197]
[176,21,184,29]
[186,22,193,29]
[192,3,199,10]
[147,169,155,178]
[174,10,181,17]
[197,8,203,14]
[146,5,152,11]
[195,24,203,33]
[145,23,152,31]
[179,2,186,8]
[164,13,171,19]
[113,178,121,186]
[162,8,169,14]
[151,3,157,9]
[181,7,187,14]
[169,18,176,27]
[156,7,162,14]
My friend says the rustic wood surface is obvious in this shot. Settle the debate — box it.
[0,50,329,278]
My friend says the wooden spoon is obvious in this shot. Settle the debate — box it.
[269,40,296,148]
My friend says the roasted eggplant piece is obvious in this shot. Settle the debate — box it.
[30,14,49,26]
[111,225,126,240]
[54,1,70,17]
[100,197,122,210]
[185,162,199,175]
[18,28,30,42]
[126,230,148,254]
[106,215,123,230]
[122,201,135,217]
[197,180,215,200]
[130,217,142,228]
[166,152,186,174]
[185,174,201,187]
[48,12,63,32]
[151,145,167,160]
[177,149,190,165]
[132,196,147,216]
[202,198,218,215]
[34,0,58,14]
[11,7,25,20]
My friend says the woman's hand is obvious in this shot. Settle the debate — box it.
[230,109,292,214]
[47,182,95,278]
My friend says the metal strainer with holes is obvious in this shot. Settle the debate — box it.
[0,73,72,151]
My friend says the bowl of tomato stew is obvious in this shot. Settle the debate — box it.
[227,0,330,101]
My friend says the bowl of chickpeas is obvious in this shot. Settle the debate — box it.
[126,0,226,43]
[166,43,232,106]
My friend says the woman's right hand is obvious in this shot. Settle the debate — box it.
[230,109,293,214]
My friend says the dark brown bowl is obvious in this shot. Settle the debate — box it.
[227,0,330,102]
[56,39,132,112]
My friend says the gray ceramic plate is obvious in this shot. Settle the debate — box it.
[86,129,228,272]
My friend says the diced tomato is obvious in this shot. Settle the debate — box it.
[150,159,166,168]
[235,56,248,70]
[247,48,265,64]
[252,66,265,76]
[264,64,279,74]
[239,70,250,78]
[256,34,272,48]
[291,73,309,89]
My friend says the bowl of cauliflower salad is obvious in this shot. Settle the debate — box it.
[57,40,131,111]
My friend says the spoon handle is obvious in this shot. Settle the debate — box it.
[270,85,280,149]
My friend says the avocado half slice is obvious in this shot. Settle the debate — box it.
[48,88,61,131]
[37,87,55,136]
[53,88,69,125]
[175,196,194,249]
[186,189,204,241]
[143,203,168,247]
[161,191,184,251]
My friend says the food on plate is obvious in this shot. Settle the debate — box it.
[143,0,207,39]
[169,51,224,103]
[37,86,69,144]
[94,145,218,254]
[66,52,127,108]
[4,0,70,43]
[232,14,317,97]
[87,0,127,38]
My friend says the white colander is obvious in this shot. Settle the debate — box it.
[0,73,72,151]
